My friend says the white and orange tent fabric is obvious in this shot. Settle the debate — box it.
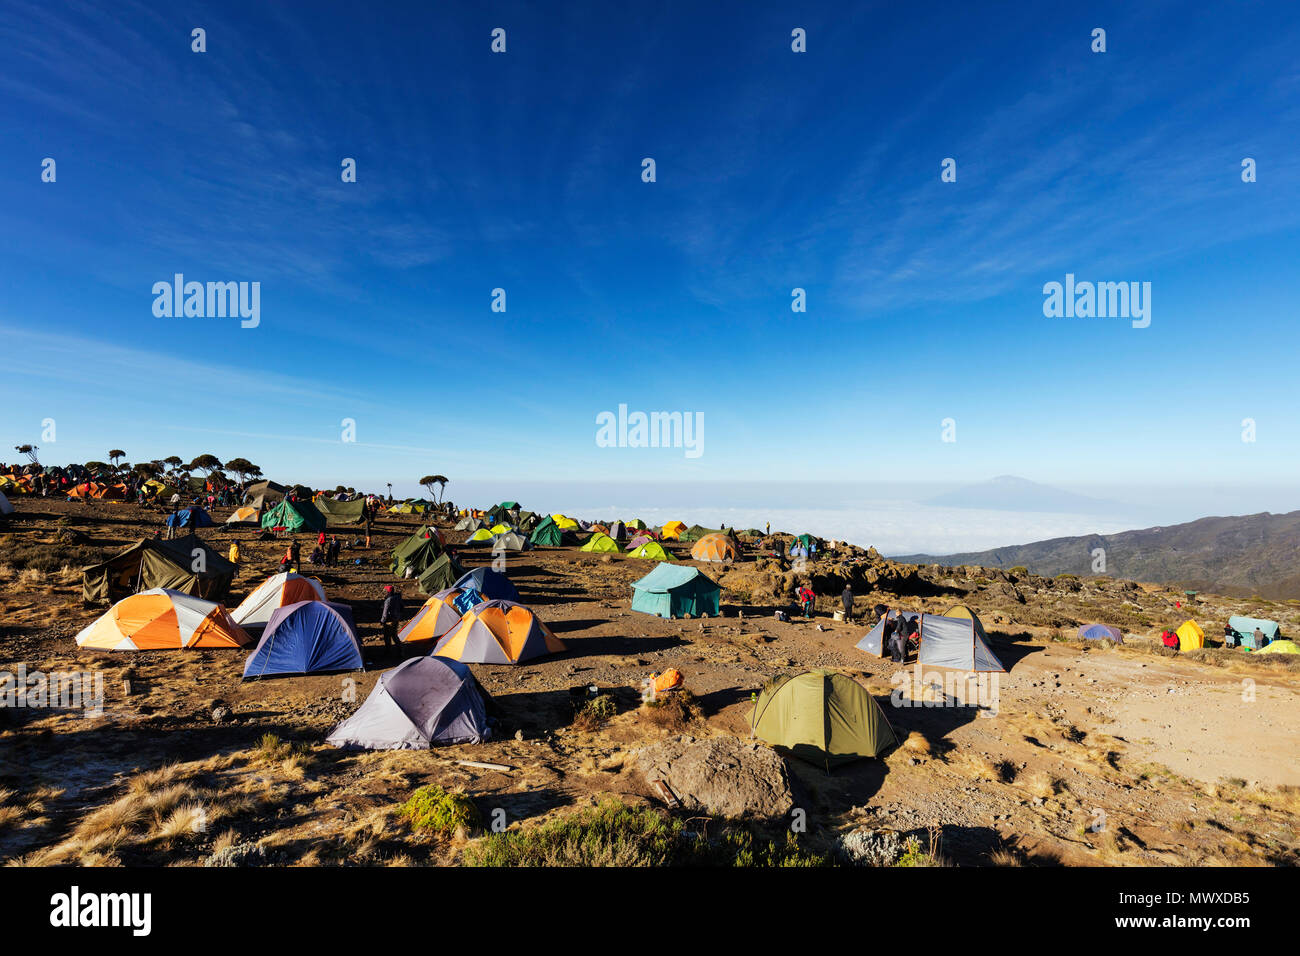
[399,588,471,646]
[230,572,326,629]
[225,505,259,524]
[75,589,251,650]
[433,600,565,664]
[690,533,738,563]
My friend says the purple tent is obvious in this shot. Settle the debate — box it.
[326,656,489,749]
[1077,623,1124,643]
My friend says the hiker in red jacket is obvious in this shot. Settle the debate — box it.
[797,585,815,619]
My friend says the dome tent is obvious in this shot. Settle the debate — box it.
[690,533,738,563]
[580,532,620,554]
[453,567,521,603]
[1077,623,1123,643]
[75,589,251,650]
[243,600,363,678]
[231,572,326,629]
[750,670,897,771]
[433,600,565,664]
[399,588,471,645]
[326,656,490,750]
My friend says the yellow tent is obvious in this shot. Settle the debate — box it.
[554,516,578,530]
[489,523,512,534]
[1175,619,1205,651]
[1255,639,1299,655]
[661,520,687,540]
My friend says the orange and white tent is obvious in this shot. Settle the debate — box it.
[398,587,470,645]
[75,589,251,650]
[690,533,738,563]
[231,572,326,628]
[433,600,565,664]
[225,505,259,524]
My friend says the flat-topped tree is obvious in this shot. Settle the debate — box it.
[163,456,183,474]
[108,450,126,469]
[225,458,257,484]
[133,462,161,480]
[13,444,39,464]
[420,474,448,504]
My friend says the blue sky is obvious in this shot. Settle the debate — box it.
[2,0,1298,500]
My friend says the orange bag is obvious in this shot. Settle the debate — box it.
[653,669,684,692]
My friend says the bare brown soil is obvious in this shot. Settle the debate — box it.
[1,498,1297,867]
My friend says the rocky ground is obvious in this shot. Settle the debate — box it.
[1,497,1297,867]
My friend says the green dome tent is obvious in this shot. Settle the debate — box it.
[580,532,621,554]
[529,515,563,547]
[750,670,897,771]
[629,540,675,562]
[261,499,327,533]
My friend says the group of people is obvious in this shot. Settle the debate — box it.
[309,531,343,567]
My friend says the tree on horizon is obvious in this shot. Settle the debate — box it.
[420,474,448,503]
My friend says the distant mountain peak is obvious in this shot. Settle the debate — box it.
[925,476,1124,515]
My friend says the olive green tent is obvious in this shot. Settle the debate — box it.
[630,564,719,618]
[261,499,327,533]
[750,670,897,771]
[80,535,236,605]
[417,552,465,595]
[315,496,367,524]
[391,527,443,578]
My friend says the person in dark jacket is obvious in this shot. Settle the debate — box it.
[841,584,854,622]
[379,585,403,650]
[888,615,909,663]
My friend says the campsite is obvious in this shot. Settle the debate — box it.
[1,488,1298,868]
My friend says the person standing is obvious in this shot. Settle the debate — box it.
[888,614,908,663]
[380,585,403,651]
[841,584,854,622]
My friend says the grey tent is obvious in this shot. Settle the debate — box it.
[326,656,490,750]
[856,610,1005,672]
[491,531,530,551]
[455,516,484,532]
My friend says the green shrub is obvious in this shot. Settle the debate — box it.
[463,798,679,866]
[401,785,481,837]
[462,798,829,867]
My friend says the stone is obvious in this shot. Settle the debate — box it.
[633,734,794,821]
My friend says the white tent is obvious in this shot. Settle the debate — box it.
[856,610,1004,672]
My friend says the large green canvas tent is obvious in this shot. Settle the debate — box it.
[81,535,236,605]
[315,496,367,524]
[261,499,327,533]
[630,564,719,619]
[750,670,897,771]
[417,552,465,595]
[390,527,443,578]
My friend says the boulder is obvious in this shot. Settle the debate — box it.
[633,734,794,821]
